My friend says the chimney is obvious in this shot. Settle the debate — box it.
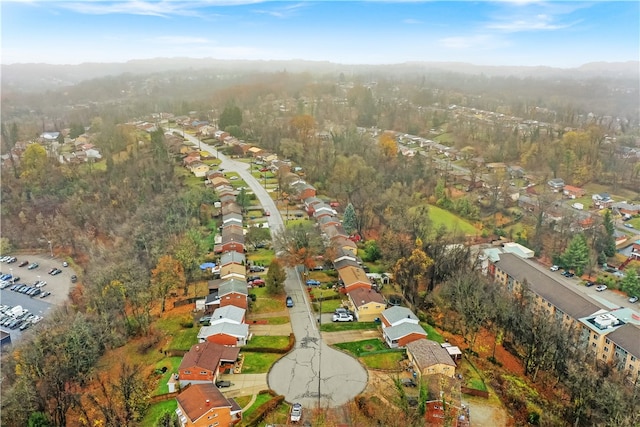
[205,399,210,406]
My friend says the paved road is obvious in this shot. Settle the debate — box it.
[173,130,368,408]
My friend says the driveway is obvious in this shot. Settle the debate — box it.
[175,131,368,408]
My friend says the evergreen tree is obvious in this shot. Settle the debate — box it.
[619,268,639,299]
[602,210,616,257]
[343,202,357,234]
[218,105,243,130]
[266,259,287,295]
[561,234,590,275]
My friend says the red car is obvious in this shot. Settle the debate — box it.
[250,279,266,287]
[18,260,29,267]
[260,167,269,172]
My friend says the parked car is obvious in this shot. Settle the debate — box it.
[50,269,62,275]
[215,380,232,388]
[624,223,634,229]
[250,279,265,287]
[6,257,17,263]
[332,312,354,322]
[286,296,294,307]
[249,265,265,272]
[401,378,417,387]
[596,285,608,292]
[18,260,29,267]
[62,261,69,267]
[71,275,77,283]
[246,275,261,283]
[306,279,321,286]
[48,267,57,274]
[40,291,51,299]
[585,281,595,287]
[27,262,39,270]
[629,296,638,303]
[290,403,302,423]
[550,265,560,271]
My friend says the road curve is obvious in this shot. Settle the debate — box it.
[171,130,368,408]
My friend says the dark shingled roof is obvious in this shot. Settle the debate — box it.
[495,253,604,319]
[179,342,240,372]
[606,324,640,358]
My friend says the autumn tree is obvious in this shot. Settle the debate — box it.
[378,132,398,157]
[172,229,207,284]
[245,226,271,251]
[151,255,186,312]
[289,114,315,144]
[20,143,48,193]
[272,222,323,271]
[266,259,287,295]
[393,240,433,309]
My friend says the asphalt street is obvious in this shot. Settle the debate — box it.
[173,130,368,408]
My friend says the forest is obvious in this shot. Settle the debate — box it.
[1,63,639,426]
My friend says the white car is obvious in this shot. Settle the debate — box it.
[595,285,608,292]
[550,265,559,271]
[332,312,354,322]
[290,403,302,422]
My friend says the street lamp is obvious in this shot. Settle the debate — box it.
[48,241,53,257]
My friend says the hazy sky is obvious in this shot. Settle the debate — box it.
[2,1,638,67]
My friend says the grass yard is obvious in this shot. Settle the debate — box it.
[250,290,284,314]
[152,357,183,395]
[240,392,274,421]
[169,327,199,351]
[256,315,290,325]
[241,352,283,374]
[421,323,445,343]
[246,248,275,267]
[140,399,177,427]
[244,335,290,351]
[309,287,340,299]
[155,314,199,351]
[334,339,389,357]
[360,352,406,370]
[320,321,378,332]
[312,299,343,313]
[427,204,478,235]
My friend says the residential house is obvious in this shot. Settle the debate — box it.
[218,279,248,310]
[197,322,249,346]
[219,194,237,207]
[333,257,361,272]
[547,178,565,191]
[423,375,468,427]
[613,202,640,216]
[210,176,230,189]
[217,230,244,254]
[175,383,242,427]
[178,342,240,386]
[216,185,236,198]
[210,305,246,326]
[380,306,419,328]
[220,252,246,268]
[317,215,340,229]
[347,287,386,322]
[312,204,337,219]
[382,322,428,348]
[290,181,316,201]
[563,185,586,199]
[338,265,372,292]
[593,193,614,208]
[322,224,349,242]
[304,196,324,212]
[332,237,358,256]
[190,162,210,178]
[405,339,456,378]
[219,263,246,281]
[222,213,243,228]
[204,294,221,314]
[248,146,264,157]
[221,203,242,216]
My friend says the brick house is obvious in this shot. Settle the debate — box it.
[178,342,240,386]
[347,287,386,322]
[175,383,242,427]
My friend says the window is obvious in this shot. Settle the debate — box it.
[605,339,610,345]
[632,356,636,362]
[591,343,596,348]
[604,347,609,352]
[201,371,208,375]
[184,370,191,374]
[630,365,635,371]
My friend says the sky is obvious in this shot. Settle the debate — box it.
[1,1,638,68]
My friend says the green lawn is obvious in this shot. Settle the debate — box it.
[250,288,284,314]
[155,315,199,351]
[421,323,445,343]
[312,299,342,313]
[240,392,274,420]
[241,352,283,374]
[320,321,378,332]
[244,335,290,351]
[334,339,390,357]
[152,357,183,395]
[246,248,275,266]
[140,400,177,427]
[360,352,406,370]
[427,204,477,235]
[309,287,340,299]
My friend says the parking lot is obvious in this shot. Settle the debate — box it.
[0,253,76,342]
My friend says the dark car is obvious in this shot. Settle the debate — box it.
[585,281,595,287]
[18,260,29,267]
[71,275,77,283]
[215,380,232,388]
[306,279,321,286]
[48,267,57,274]
[401,378,417,387]
[246,275,261,283]
[51,269,62,275]
[249,265,265,272]
[286,296,294,307]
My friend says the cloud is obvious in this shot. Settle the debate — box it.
[403,18,422,25]
[251,2,309,18]
[56,1,235,18]
[484,2,585,33]
[486,14,576,32]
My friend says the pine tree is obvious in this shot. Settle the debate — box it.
[561,234,590,275]
[343,203,357,234]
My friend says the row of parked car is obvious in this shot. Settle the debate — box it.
[0,305,43,331]
[7,282,51,298]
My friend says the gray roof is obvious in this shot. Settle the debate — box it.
[333,258,360,271]
[495,253,604,319]
[220,251,246,266]
[406,339,456,370]
[211,305,245,324]
[382,306,419,326]
[607,324,640,358]
[218,279,248,296]
[198,322,249,340]
[383,322,427,341]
